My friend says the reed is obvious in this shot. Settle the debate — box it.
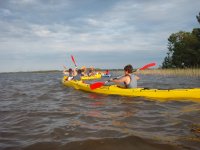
[139,69,200,77]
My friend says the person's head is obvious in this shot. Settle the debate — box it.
[77,69,82,74]
[90,66,94,70]
[81,66,86,69]
[81,66,86,73]
[124,64,133,73]
[68,68,72,73]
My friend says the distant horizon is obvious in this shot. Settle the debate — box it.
[0,68,130,74]
[2,67,200,74]
[0,67,160,73]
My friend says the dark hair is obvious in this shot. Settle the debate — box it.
[124,64,133,73]
[77,69,82,74]
[69,68,72,72]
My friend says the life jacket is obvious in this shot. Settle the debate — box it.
[124,74,137,88]
[73,74,81,80]
[69,72,73,77]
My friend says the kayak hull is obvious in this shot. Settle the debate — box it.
[62,77,200,101]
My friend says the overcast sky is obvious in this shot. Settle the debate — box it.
[0,0,199,72]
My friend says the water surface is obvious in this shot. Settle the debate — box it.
[0,72,200,150]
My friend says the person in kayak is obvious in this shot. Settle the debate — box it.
[88,66,96,76]
[105,70,110,75]
[109,64,140,88]
[73,69,84,80]
[81,66,87,76]
[67,68,74,80]
[63,68,75,81]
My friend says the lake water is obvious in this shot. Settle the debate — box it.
[0,72,200,150]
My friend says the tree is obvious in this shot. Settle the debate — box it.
[162,13,200,68]
[162,30,200,68]
[196,12,200,24]
[162,52,173,68]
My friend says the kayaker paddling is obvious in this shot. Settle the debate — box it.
[109,64,140,88]
[105,70,110,75]
[63,75,200,99]
[63,68,76,81]
[73,69,84,80]
[89,62,155,90]
[88,66,96,76]
[68,68,74,81]
[81,66,87,76]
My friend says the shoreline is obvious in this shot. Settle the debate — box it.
[1,69,200,77]
[139,69,200,77]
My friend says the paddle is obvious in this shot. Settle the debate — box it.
[71,55,78,69]
[138,62,156,71]
[90,62,156,90]
[63,65,67,69]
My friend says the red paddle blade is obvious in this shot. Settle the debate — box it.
[71,55,77,66]
[90,82,105,90]
[139,62,156,70]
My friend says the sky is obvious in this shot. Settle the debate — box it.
[0,0,200,72]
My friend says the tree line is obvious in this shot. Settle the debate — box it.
[162,12,200,68]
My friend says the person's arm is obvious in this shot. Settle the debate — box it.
[134,75,140,80]
[63,70,67,74]
[73,69,77,76]
[110,76,127,83]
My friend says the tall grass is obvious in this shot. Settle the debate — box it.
[139,69,200,77]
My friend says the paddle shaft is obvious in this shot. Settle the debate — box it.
[90,62,156,90]
[113,62,156,79]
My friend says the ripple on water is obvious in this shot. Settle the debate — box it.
[0,72,200,150]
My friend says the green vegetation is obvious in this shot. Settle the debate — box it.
[140,69,200,77]
[162,12,200,68]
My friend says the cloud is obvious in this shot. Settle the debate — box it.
[0,0,200,72]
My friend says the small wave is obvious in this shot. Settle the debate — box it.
[22,135,182,150]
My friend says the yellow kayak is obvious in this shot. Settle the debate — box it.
[62,76,200,101]
[81,73,101,80]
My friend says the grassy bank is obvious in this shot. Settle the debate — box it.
[139,69,200,77]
